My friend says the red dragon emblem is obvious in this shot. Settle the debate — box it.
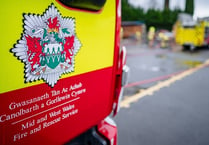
[11,4,81,87]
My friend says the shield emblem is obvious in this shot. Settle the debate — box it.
[12,4,81,87]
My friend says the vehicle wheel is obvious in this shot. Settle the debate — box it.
[182,45,188,51]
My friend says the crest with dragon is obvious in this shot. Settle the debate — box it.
[12,4,81,87]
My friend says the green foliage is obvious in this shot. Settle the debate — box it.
[122,0,182,30]
[122,0,145,21]
[185,0,194,15]
[146,8,182,30]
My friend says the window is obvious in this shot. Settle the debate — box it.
[58,0,106,12]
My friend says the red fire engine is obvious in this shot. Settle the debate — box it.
[0,0,129,145]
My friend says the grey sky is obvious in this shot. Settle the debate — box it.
[128,0,209,19]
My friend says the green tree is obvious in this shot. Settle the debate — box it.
[121,0,182,30]
[185,0,194,15]
[164,0,170,10]
[145,9,162,29]
[122,0,145,21]
[145,8,181,30]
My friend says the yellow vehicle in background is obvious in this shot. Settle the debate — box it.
[174,13,209,51]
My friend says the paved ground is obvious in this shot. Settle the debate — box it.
[115,39,209,145]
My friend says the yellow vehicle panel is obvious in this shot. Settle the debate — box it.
[175,21,205,47]
[0,0,116,93]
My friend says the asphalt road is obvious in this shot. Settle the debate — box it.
[115,39,209,145]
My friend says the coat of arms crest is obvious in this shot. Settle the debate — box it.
[12,4,81,87]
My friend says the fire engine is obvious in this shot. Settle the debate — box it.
[0,0,129,145]
[174,13,209,51]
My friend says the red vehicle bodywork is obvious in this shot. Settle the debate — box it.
[0,0,128,145]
